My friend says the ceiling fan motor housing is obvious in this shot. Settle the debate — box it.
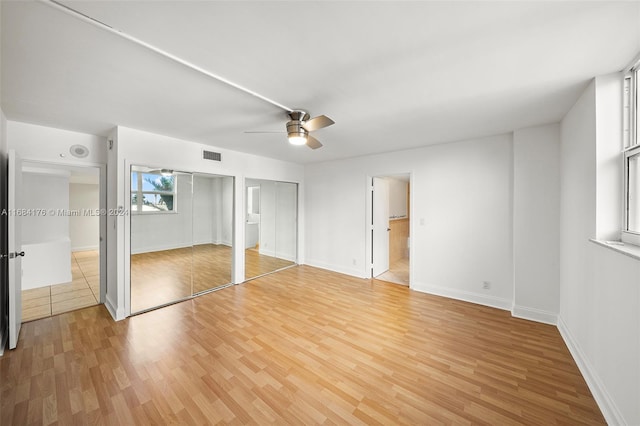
[286,110,310,139]
[286,120,308,139]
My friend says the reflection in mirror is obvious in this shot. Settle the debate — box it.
[130,166,193,313]
[130,167,235,313]
[245,179,297,280]
[247,186,260,215]
[192,174,234,294]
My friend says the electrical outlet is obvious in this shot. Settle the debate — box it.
[482,281,491,290]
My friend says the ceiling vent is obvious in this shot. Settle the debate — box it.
[203,150,221,161]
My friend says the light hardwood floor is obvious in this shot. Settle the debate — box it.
[21,250,100,322]
[1,265,604,425]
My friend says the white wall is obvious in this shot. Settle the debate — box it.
[512,124,560,324]
[21,173,70,244]
[259,181,276,257]
[20,172,72,289]
[220,176,234,246]
[305,133,514,309]
[108,126,304,319]
[7,121,107,165]
[595,73,623,240]
[559,75,640,425]
[387,177,408,218]
[69,183,100,251]
[193,175,214,245]
[275,182,297,262]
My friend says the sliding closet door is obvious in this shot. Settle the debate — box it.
[130,167,193,313]
[274,182,297,264]
[192,174,234,294]
[245,179,297,280]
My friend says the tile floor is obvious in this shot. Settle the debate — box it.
[21,250,99,322]
[376,256,409,286]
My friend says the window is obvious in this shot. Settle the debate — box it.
[623,60,640,245]
[131,171,176,213]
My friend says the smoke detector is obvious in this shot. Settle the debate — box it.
[69,144,89,158]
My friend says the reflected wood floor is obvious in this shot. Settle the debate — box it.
[21,250,100,322]
[245,248,295,280]
[131,244,294,313]
[2,266,605,425]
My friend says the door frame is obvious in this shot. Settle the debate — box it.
[16,158,107,303]
[8,150,23,350]
[365,173,413,287]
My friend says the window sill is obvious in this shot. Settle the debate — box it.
[589,239,640,261]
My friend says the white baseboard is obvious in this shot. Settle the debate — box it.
[511,305,557,325]
[131,243,191,255]
[411,282,512,311]
[303,259,368,279]
[71,245,99,252]
[258,248,296,262]
[259,248,276,257]
[557,316,625,426]
[105,295,124,321]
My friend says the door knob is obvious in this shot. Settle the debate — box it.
[16,251,25,257]
[8,251,25,259]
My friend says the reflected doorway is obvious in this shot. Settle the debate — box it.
[244,179,297,280]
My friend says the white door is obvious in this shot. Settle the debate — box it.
[8,149,23,349]
[372,177,390,277]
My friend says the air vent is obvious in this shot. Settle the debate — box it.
[203,150,221,161]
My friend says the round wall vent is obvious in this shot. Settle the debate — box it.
[69,144,89,158]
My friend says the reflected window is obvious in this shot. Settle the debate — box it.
[131,171,176,213]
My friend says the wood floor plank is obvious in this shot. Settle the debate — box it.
[2,265,605,425]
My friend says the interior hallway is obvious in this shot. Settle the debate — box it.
[21,250,99,322]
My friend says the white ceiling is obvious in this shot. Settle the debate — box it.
[2,1,639,164]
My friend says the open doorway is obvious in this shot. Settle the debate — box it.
[20,162,102,322]
[369,174,410,286]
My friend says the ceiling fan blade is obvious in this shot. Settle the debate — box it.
[306,135,323,149]
[243,131,286,133]
[302,115,334,132]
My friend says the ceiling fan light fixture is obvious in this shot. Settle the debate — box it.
[286,117,308,145]
[288,134,308,145]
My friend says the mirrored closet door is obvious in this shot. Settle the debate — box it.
[244,179,297,280]
[130,166,234,314]
[192,174,234,294]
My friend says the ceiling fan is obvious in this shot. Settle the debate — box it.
[246,110,335,149]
